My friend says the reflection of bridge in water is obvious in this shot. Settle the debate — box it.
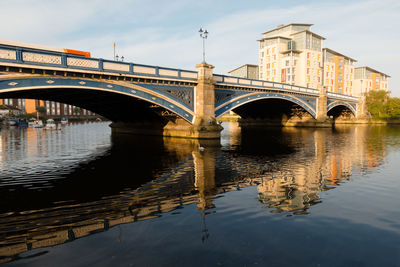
[0,124,386,263]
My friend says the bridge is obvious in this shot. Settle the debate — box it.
[0,41,365,139]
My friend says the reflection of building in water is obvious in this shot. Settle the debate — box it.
[256,126,387,214]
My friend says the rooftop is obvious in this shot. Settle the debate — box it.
[356,66,391,78]
[323,48,357,62]
[262,23,313,35]
[291,30,326,40]
[228,64,258,74]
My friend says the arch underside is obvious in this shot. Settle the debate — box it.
[215,92,317,119]
[0,77,195,123]
[327,101,357,117]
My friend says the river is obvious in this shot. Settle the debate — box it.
[0,122,399,266]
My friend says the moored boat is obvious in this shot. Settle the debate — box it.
[5,118,18,126]
[45,119,57,129]
[60,117,68,124]
[18,119,28,127]
[32,120,43,128]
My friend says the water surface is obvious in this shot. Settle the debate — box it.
[0,122,399,266]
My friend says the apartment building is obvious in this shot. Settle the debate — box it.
[322,48,356,95]
[0,98,94,116]
[258,23,324,89]
[228,64,259,79]
[353,67,390,96]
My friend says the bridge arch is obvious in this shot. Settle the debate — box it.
[0,76,195,123]
[327,101,357,117]
[215,92,317,119]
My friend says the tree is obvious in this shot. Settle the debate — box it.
[386,97,400,119]
[366,90,389,120]
[36,106,46,119]
[73,107,81,115]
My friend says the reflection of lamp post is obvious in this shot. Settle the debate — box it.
[199,27,209,63]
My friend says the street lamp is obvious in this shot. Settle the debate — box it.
[199,27,209,63]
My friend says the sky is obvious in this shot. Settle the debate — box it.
[1,0,399,95]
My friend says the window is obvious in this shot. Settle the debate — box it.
[294,60,297,66]
[292,67,295,73]
[288,41,296,50]
[287,68,290,74]
[376,77,379,86]
[285,60,289,66]
[339,59,343,69]
[261,52,264,57]
[338,86,342,94]
[292,75,295,81]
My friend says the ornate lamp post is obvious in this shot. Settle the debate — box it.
[199,27,209,63]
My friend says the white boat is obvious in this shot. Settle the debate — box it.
[32,120,43,128]
[45,119,57,129]
[28,118,36,127]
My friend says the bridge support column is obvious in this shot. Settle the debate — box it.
[185,63,223,139]
[356,94,369,120]
[316,86,332,127]
[317,87,328,121]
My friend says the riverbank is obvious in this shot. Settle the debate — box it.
[218,114,400,126]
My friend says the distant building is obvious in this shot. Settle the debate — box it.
[228,64,259,79]
[258,23,325,89]
[353,67,390,96]
[322,48,356,95]
[0,98,95,117]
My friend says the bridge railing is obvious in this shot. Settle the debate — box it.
[327,92,359,102]
[0,44,198,81]
[213,74,320,95]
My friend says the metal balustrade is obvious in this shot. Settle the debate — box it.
[327,92,359,102]
[213,74,320,95]
[0,44,198,81]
